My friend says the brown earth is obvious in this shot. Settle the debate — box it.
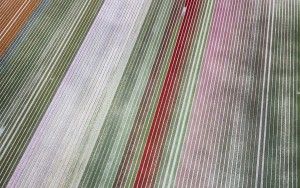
[0,0,41,56]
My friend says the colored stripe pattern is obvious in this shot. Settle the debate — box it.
[0,0,299,187]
